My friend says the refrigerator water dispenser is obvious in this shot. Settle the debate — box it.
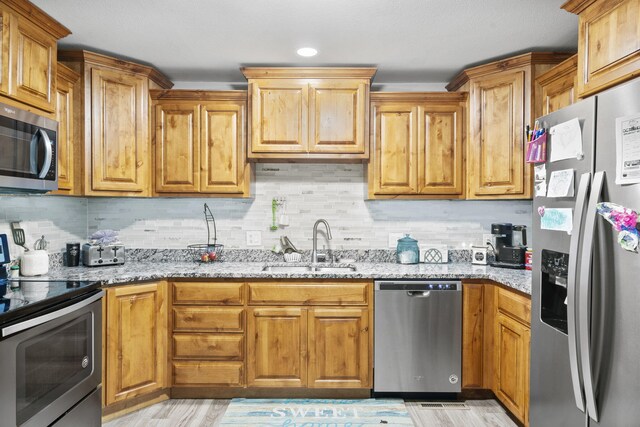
[540,249,569,334]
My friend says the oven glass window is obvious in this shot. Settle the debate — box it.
[0,115,56,180]
[16,313,93,425]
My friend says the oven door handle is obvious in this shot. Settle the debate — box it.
[1,291,104,338]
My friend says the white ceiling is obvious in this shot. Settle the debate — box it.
[32,0,578,85]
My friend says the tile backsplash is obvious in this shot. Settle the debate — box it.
[1,164,532,256]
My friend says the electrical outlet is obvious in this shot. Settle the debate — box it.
[388,233,404,248]
[246,231,262,246]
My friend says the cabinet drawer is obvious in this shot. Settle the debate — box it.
[497,288,531,325]
[172,282,244,305]
[173,307,244,332]
[173,334,244,360]
[172,361,244,386]
[248,282,369,305]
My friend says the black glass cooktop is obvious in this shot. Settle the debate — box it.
[0,279,101,326]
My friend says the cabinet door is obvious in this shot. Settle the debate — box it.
[90,67,149,194]
[462,283,484,389]
[494,313,530,424]
[371,104,418,195]
[0,6,12,95]
[201,102,247,194]
[308,308,370,388]
[249,80,308,154]
[54,67,76,193]
[418,103,464,195]
[469,71,525,198]
[13,17,55,112]
[155,103,200,193]
[105,282,168,405]
[308,81,367,154]
[576,0,640,96]
[246,308,307,387]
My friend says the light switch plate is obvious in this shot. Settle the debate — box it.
[388,233,404,248]
[246,231,262,246]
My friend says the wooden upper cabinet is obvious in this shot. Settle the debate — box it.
[563,0,640,97]
[246,307,308,388]
[52,63,79,195]
[105,282,168,405]
[308,308,370,389]
[447,52,572,199]
[91,67,149,193]
[242,67,375,160]
[0,0,69,115]
[368,92,466,199]
[308,81,367,154]
[150,90,250,197]
[248,80,308,154]
[200,101,247,194]
[537,54,579,115]
[59,50,173,197]
[155,102,200,193]
[470,71,525,197]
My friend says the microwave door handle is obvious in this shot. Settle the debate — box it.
[1,291,104,338]
[579,170,605,422]
[36,128,53,178]
[567,172,591,413]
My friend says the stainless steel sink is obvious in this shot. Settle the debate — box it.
[261,265,356,273]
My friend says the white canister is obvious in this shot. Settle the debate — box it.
[20,250,49,276]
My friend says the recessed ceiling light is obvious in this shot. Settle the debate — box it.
[297,47,318,57]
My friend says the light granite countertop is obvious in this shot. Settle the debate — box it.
[40,261,532,295]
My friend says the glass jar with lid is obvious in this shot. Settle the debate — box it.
[396,234,419,264]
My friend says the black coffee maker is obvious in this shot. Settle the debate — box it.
[490,223,527,269]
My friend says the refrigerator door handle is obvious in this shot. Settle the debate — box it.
[567,172,591,413]
[579,170,605,422]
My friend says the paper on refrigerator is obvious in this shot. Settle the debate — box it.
[616,113,640,185]
[549,118,583,162]
[540,208,573,234]
[546,169,575,198]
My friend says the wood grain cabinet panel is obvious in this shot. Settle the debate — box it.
[308,81,367,154]
[155,103,199,193]
[247,307,308,387]
[537,54,579,115]
[470,71,525,197]
[172,307,244,332]
[200,102,246,193]
[418,103,464,195]
[308,308,370,388]
[494,312,530,425]
[249,81,308,153]
[0,6,11,96]
[52,63,79,194]
[564,0,640,96]
[105,282,168,405]
[173,361,244,386]
[14,17,55,112]
[172,282,244,305]
[462,283,484,389]
[173,334,244,360]
[91,67,149,193]
[248,282,369,306]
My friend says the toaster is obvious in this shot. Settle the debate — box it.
[82,243,125,267]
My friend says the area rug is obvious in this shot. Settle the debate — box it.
[219,398,414,426]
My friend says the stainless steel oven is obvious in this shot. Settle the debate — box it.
[0,101,57,193]
[0,290,103,427]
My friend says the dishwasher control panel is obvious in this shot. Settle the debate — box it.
[376,280,461,291]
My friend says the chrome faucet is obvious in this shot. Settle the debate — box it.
[311,219,332,263]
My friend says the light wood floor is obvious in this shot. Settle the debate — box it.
[103,398,517,426]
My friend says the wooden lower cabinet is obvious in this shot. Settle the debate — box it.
[494,313,530,425]
[247,307,308,387]
[104,282,168,406]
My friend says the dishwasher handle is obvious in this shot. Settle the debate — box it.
[407,291,431,298]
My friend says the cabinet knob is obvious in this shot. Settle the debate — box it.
[136,161,143,167]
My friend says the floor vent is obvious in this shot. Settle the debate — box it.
[419,402,469,410]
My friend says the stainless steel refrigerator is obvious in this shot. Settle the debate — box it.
[531,78,640,426]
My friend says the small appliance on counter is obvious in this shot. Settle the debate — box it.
[396,234,419,264]
[472,245,488,265]
[490,223,527,269]
[82,229,125,267]
[82,243,125,267]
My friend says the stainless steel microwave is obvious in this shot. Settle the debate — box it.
[0,101,58,193]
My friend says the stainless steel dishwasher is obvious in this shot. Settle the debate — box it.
[374,280,462,393]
